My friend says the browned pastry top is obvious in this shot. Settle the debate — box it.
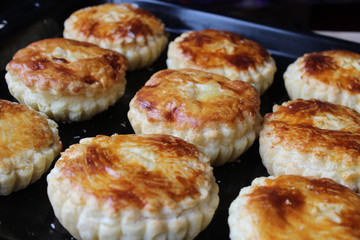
[0,99,62,158]
[55,134,213,213]
[6,38,128,95]
[244,175,360,239]
[131,69,260,129]
[263,99,360,164]
[302,50,360,93]
[65,3,166,41]
[176,29,271,71]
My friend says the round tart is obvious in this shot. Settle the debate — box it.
[0,99,61,195]
[128,68,262,166]
[259,98,360,192]
[229,175,360,240]
[47,134,219,240]
[167,29,276,94]
[5,38,128,122]
[64,3,168,70]
[284,49,360,112]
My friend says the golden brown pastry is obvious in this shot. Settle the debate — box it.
[284,49,360,112]
[128,69,262,166]
[0,99,61,195]
[167,29,276,94]
[47,134,219,240]
[64,3,168,70]
[229,175,360,240]
[259,98,360,191]
[5,38,128,122]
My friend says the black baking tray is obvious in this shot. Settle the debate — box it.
[0,0,360,239]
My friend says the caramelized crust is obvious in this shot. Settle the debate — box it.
[0,99,61,158]
[128,69,262,166]
[229,175,360,240]
[53,134,213,213]
[64,3,165,43]
[260,99,360,191]
[6,38,127,95]
[0,99,61,195]
[303,50,360,93]
[265,99,360,159]
[172,29,270,71]
[47,134,219,239]
[131,69,260,128]
[167,29,276,94]
[63,3,168,70]
[284,50,360,113]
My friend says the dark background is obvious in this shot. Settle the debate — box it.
[160,0,360,32]
[2,0,360,30]
[1,0,360,41]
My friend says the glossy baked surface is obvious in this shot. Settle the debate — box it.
[229,175,360,240]
[6,38,127,95]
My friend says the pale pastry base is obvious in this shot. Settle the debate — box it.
[5,72,126,122]
[259,122,360,192]
[64,31,168,71]
[0,116,61,195]
[128,105,262,166]
[284,57,360,113]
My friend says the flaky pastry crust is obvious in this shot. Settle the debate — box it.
[64,3,168,70]
[0,99,61,195]
[47,134,218,240]
[229,175,360,240]
[167,29,276,94]
[284,49,360,112]
[259,99,360,191]
[128,69,262,166]
[5,38,127,122]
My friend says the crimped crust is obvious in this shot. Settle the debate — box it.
[0,99,61,195]
[284,49,360,112]
[64,3,168,70]
[167,29,276,94]
[229,175,360,240]
[5,38,127,122]
[47,134,219,240]
[259,99,360,191]
[128,69,262,166]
